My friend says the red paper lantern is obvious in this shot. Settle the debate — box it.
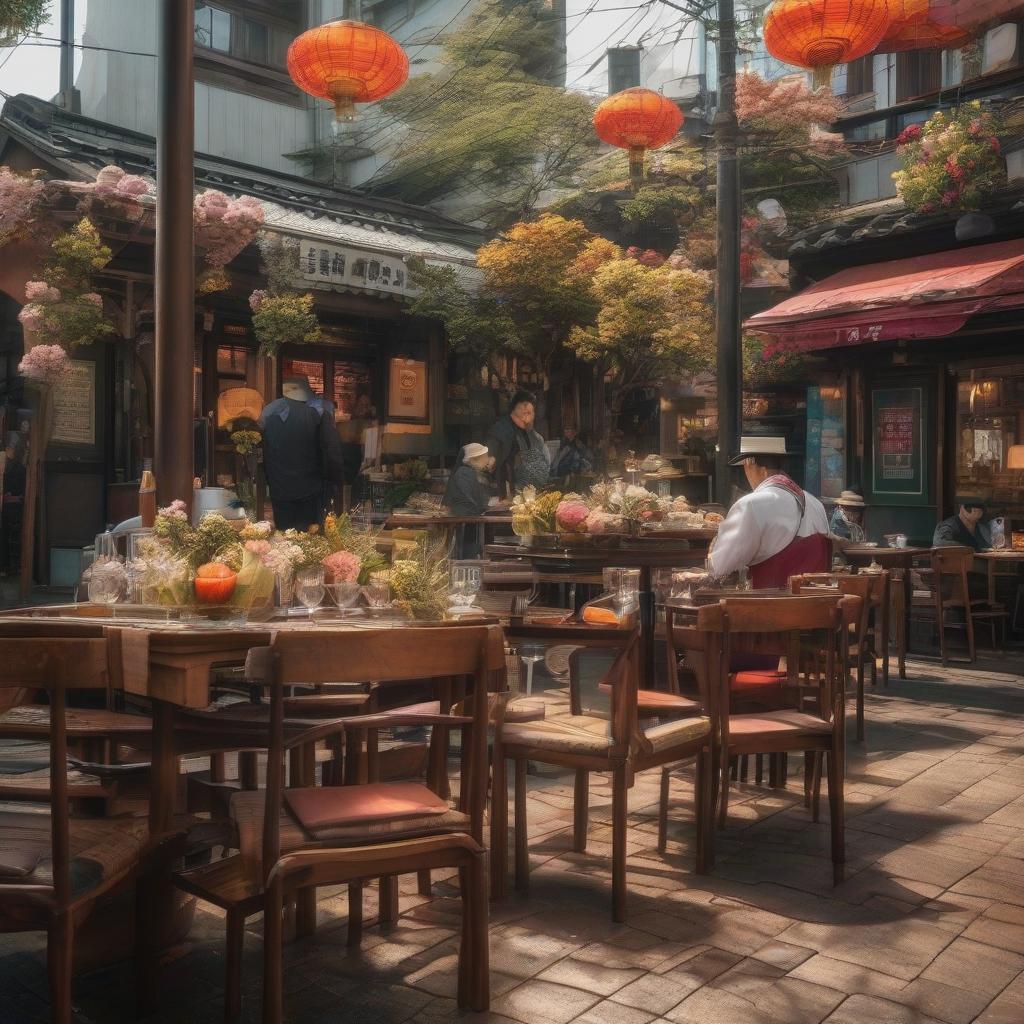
[593,87,684,188]
[763,0,892,69]
[287,19,409,123]
[876,0,972,51]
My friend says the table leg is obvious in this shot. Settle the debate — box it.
[881,576,890,688]
[149,698,177,836]
[989,559,997,608]
[900,559,911,679]
[640,568,655,688]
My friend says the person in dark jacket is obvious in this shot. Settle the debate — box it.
[259,376,344,530]
[443,443,496,558]
[933,497,991,552]
[550,425,593,484]
[485,389,548,498]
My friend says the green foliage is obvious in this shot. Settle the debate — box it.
[323,513,386,584]
[366,0,597,227]
[0,0,49,45]
[388,537,450,621]
[620,185,697,224]
[47,218,112,291]
[251,292,321,357]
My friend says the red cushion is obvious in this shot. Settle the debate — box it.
[732,670,786,689]
[729,710,830,736]
[285,782,448,831]
[598,683,700,716]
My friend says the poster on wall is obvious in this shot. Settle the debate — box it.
[51,360,96,446]
[871,385,925,503]
[387,358,428,422]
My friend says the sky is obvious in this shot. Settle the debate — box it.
[0,1,702,107]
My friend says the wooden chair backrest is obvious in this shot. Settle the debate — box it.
[258,625,505,883]
[0,638,111,908]
[929,546,973,603]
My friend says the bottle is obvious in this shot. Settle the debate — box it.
[139,460,156,528]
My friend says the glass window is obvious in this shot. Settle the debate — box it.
[282,358,326,396]
[194,4,231,52]
[243,19,269,65]
[983,23,1020,75]
[333,360,375,421]
[216,345,249,376]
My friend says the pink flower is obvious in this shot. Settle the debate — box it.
[584,510,624,536]
[990,137,1001,154]
[920,202,935,214]
[194,190,230,223]
[116,174,151,198]
[25,280,60,303]
[18,343,71,385]
[249,289,267,312]
[159,499,189,520]
[93,165,125,197]
[18,304,46,333]
[969,119,983,137]
[81,292,103,308]
[245,539,271,556]
[897,124,922,146]
[556,499,589,533]
[323,549,361,583]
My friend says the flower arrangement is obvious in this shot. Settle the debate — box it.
[230,429,262,459]
[249,289,321,356]
[511,486,563,537]
[323,549,361,584]
[892,103,1005,215]
[323,512,386,584]
[555,497,590,533]
[597,481,664,525]
[18,343,71,387]
[91,165,151,206]
[0,166,46,246]
[18,219,116,349]
[388,537,449,621]
[193,189,265,268]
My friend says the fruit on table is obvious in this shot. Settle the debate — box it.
[194,561,238,604]
[582,606,620,625]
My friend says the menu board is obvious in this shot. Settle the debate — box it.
[871,385,925,503]
[51,359,96,446]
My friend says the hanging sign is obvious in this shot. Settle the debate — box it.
[298,242,417,296]
[51,360,96,446]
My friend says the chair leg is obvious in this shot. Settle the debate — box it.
[417,870,432,897]
[296,887,317,938]
[612,761,629,923]
[458,853,490,1011]
[811,752,823,823]
[755,754,763,786]
[739,754,749,782]
[966,607,976,664]
[826,747,845,885]
[657,767,670,854]
[135,870,163,1016]
[379,875,399,926]
[262,877,285,1024]
[48,912,74,1024]
[718,745,731,829]
[803,751,813,809]
[347,881,363,948]
[489,751,508,901]
[573,769,589,853]
[239,750,258,790]
[514,758,529,891]
[856,661,865,744]
[224,908,245,1023]
[698,746,715,873]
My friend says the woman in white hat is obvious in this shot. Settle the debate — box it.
[829,490,866,543]
[443,443,497,557]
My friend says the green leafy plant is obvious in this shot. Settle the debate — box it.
[323,513,386,584]
[388,537,450,621]
[249,290,321,356]
[0,0,49,45]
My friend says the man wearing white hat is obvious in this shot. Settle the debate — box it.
[443,443,496,557]
[709,437,830,589]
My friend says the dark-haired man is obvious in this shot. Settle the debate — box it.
[933,498,991,552]
[709,436,830,589]
[484,389,549,498]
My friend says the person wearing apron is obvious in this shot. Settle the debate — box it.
[709,436,830,587]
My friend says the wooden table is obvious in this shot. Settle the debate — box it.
[843,546,931,679]
[975,550,1024,608]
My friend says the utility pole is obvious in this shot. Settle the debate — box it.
[58,0,78,111]
[154,0,196,509]
[713,0,742,504]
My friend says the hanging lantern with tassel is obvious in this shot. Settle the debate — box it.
[593,87,684,191]
[875,0,972,52]
[763,0,892,83]
[287,19,409,125]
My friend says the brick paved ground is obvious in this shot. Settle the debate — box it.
[2,654,1023,1024]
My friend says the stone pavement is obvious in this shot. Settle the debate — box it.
[2,655,1023,1023]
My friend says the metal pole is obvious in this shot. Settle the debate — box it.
[58,0,76,110]
[155,0,196,508]
[713,0,741,504]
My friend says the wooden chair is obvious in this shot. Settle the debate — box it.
[791,571,890,742]
[662,595,858,884]
[492,625,714,923]
[0,638,184,1024]
[913,546,1007,663]
[175,626,501,1021]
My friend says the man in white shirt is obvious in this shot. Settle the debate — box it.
[710,437,830,589]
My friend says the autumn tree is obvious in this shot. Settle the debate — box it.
[567,257,714,418]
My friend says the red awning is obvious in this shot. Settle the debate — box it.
[746,239,1024,356]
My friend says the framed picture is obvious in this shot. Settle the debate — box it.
[870,384,927,504]
[387,357,429,423]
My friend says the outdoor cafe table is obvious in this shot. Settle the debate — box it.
[0,606,499,836]
[488,532,714,687]
[975,549,1024,607]
[842,545,931,679]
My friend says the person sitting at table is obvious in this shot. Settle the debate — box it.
[443,443,496,558]
[709,436,830,589]
[933,497,992,552]
[829,490,867,543]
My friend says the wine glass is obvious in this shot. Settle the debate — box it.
[295,566,325,617]
[88,561,125,605]
[364,579,391,610]
[449,566,468,608]
[329,581,361,611]
[517,643,546,696]
[462,566,481,607]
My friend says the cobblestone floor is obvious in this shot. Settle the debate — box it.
[2,654,1023,1024]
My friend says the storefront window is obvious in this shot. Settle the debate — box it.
[955,365,1024,518]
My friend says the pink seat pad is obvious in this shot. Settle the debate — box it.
[285,782,449,832]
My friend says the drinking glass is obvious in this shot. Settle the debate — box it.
[670,571,694,603]
[462,566,482,606]
[88,561,125,605]
[295,567,325,615]
[517,643,546,696]
[365,580,391,609]
[95,531,117,562]
[651,567,674,604]
[449,566,468,607]
[603,567,639,613]
[329,581,361,610]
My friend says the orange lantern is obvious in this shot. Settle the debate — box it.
[763,0,892,70]
[287,19,409,124]
[593,87,684,189]
[876,0,972,51]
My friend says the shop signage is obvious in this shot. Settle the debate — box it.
[871,385,925,503]
[388,357,429,422]
[51,359,96,446]
[298,242,416,296]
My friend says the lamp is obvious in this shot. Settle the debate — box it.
[1007,445,1024,470]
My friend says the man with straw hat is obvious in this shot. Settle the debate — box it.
[709,436,830,589]
[830,490,866,543]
